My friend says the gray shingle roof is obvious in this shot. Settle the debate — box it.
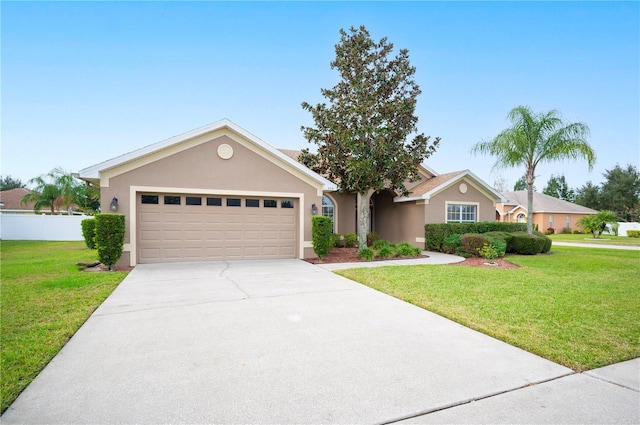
[501,191,598,214]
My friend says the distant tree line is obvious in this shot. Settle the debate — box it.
[507,164,639,222]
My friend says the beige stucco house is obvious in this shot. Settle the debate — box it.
[497,191,597,232]
[78,120,506,267]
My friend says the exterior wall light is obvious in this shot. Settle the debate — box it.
[311,203,318,215]
[110,197,119,212]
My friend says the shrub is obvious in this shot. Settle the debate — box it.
[366,231,380,247]
[343,233,358,248]
[573,229,583,234]
[486,236,507,257]
[442,234,462,254]
[545,227,555,235]
[371,239,389,250]
[534,231,553,253]
[478,243,499,264]
[81,218,97,249]
[95,214,126,270]
[357,247,375,261]
[332,233,343,248]
[424,222,527,251]
[461,234,491,257]
[628,230,640,238]
[560,227,572,234]
[510,232,546,255]
[396,242,421,257]
[312,216,333,259]
[377,244,395,259]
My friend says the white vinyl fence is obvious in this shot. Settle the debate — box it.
[0,214,87,241]
[604,222,640,236]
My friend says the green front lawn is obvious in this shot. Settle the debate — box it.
[338,246,640,372]
[550,233,640,246]
[0,241,128,413]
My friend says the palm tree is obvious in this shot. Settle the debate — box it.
[21,168,85,215]
[472,106,595,234]
[20,175,61,215]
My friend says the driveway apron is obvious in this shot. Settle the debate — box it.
[3,259,575,424]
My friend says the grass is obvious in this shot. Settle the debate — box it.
[337,246,640,372]
[1,241,128,414]
[550,233,640,246]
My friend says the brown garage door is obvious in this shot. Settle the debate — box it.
[137,193,297,263]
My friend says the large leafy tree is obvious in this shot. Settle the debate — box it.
[543,174,575,202]
[513,176,534,192]
[575,181,601,210]
[0,175,25,191]
[300,26,439,249]
[472,106,595,234]
[598,164,640,222]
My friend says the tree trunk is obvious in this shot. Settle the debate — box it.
[527,179,534,234]
[356,190,373,250]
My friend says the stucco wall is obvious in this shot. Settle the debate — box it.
[424,179,496,223]
[373,190,424,247]
[328,191,356,235]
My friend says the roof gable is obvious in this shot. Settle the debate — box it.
[78,119,336,191]
[395,170,507,203]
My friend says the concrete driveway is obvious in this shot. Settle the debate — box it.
[2,260,637,424]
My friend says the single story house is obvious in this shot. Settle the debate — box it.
[78,119,506,267]
[0,188,36,214]
[497,191,598,232]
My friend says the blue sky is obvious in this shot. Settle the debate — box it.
[2,1,638,192]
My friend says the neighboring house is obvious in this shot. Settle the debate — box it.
[78,119,506,267]
[497,191,597,232]
[0,188,36,214]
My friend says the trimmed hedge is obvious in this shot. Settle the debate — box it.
[627,230,640,238]
[312,216,333,259]
[425,222,527,251]
[81,218,97,249]
[461,233,491,257]
[510,232,547,255]
[95,214,125,269]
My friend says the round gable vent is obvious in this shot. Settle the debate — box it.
[217,143,234,160]
[459,183,468,194]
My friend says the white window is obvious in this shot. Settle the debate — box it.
[549,214,554,229]
[322,195,335,232]
[447,204,477,223]
[517,213,526,223]
[566,215,571,229]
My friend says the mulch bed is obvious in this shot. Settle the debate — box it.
[304,247,519,269]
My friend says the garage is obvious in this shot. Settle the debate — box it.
[137,192,297,263]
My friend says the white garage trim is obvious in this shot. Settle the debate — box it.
[129,185,304,266]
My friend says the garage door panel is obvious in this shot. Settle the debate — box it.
[184,230,203,242]
[263,230,278,240]
[205,230,223,241]
[138,193,297,263]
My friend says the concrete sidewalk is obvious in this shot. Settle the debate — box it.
[2,259,638,424]
[553,241,640,250]
[317,250,465,270]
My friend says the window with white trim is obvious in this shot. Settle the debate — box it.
[322,195,335,232]
[447,204,477,223]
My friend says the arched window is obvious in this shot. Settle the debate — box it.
[322,195,335,232]
[517,213,526,223]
